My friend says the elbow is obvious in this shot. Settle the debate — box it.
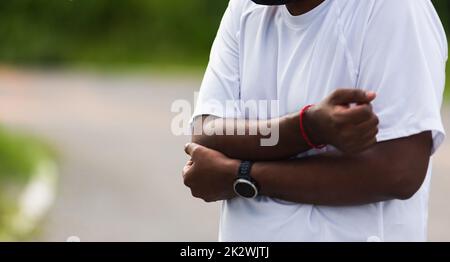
[389,163,429,201]
[393,178,423,201]
[367,131,433,201]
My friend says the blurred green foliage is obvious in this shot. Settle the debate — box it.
[0,0,449,97]
[0,0,450,97]
[0,0,448,67]
[0,128,56,241]
[0,128,54,183]
[0,0,228,68]
[433,0,450,99]
[434,0,450,31]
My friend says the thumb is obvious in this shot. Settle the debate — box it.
[184,142,201,157]
[331,89,376,105]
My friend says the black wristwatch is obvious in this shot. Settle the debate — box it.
[233,161,259,199]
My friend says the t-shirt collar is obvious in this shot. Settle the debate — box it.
[281,0,331,29]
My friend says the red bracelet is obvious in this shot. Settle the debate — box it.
[299,105,326,149]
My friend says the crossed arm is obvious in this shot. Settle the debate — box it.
[183,90,433,206]
[250,133,431,206]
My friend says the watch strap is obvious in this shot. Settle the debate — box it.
[238,161,257,186]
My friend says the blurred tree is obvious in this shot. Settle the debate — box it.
[433,0,450,32]
[0,0,448,68]
[0,0,228,67]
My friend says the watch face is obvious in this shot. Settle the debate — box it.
[233,179,258,199]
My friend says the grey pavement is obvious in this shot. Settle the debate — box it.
[0,69,448,241]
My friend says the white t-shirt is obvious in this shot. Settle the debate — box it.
[193,0,447,242]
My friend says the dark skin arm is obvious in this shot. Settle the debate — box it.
[193,89,379,161]
[252,132,432,205]
[183,132,432,205]
[192,114,308,161]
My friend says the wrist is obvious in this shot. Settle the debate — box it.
[217,158,240,198]
[302,106,327,146]
[282,113,304,148]
[225,158,240,185]
[250,162,273,198]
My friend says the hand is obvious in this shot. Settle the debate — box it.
[304,89,379,154]
[182,143,240,202]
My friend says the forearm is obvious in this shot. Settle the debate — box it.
[192,114,312,161]
[253,153,394,206]
[252,133,432,206]
[192,89,380,161]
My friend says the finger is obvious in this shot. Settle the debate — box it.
[331,89,376,105]
[339,104,374,124]
[363,91,377,104]
[184,143,201,157]
[346,125,378,152]
[361,127,379,142]
[357,137,378,153]
[184,160,194,169]
[182,161,193,178]
[355,115,379,133]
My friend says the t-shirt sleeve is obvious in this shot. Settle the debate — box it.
[356,0,447,154]
[191,0,243,122]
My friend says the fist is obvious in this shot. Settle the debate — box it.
[305,89,379,154]
[182,143,239,202]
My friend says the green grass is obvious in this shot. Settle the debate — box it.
[0,127,55,184]
[0,127,56,240]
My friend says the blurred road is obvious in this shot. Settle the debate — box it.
[0,69,449,242]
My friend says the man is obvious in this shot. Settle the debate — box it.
[182,0,447,241]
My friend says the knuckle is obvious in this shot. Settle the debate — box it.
[183,178,191,187]
[367,127,378,137]
[372,127,379,137]
[184,175,195,187]
[361,106,372,116]
[191,190,200,198]
[374,116,380,126]
[332,113,345,127]
[191,147,200,157]
[332,89,342,97]
[364,138,377,147]
[330,89,346,102]
[351,90,360,100]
